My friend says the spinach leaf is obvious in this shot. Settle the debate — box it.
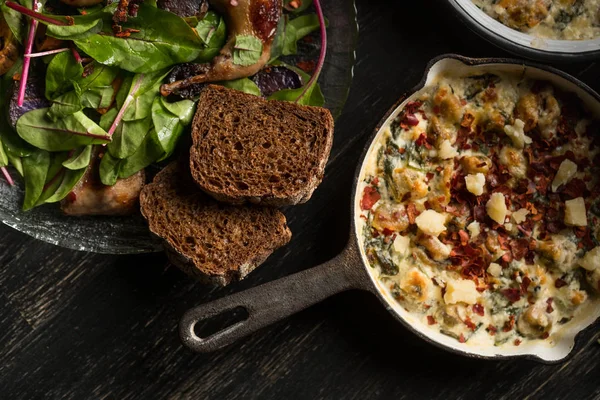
[268,15,287,63]
[219,78,261,96]
[233,35,263,66]
[116,69,170,121]
[80,85,114,109]
[34,151,69,206]
[43,166,86,204]
[17,109,111,151]
[98,151,121,186]
[108,117,153,159]
[152,96,194,159]
[118,128,163,179]
[22,149,50,211]
[74,4,206,73]
[79,63,119,92]
[45,51,84,100]
[194,11,227,62]
[7,151,23,176]
[0,138,8,167]
[45,13,106,41]
[267,63,324,106]
[47,90,83,120]
[63,145,92,170]
[282,14,320,56]
[1,1,26,43]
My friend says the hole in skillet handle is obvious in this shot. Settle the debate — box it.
[193,306,250,339]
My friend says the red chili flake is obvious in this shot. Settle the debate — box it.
[464,318,477,331]
[487,324,497,336]
[459,333,466,343]
[398,148,406,154]
[546,297,554,313]
[426,172,434,183]
[502,316,515,332]
[514,339,522,346]
[501,288,521,303]
[473,304,485,316]
[360,186,380,211]
[427,316,436,325]
[458,230,469,246]
[541,332,550,339]
[371,177,379,186]
[555,278,568,289]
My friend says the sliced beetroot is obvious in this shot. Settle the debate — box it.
[157,0,208,17]
[252,66,302,97]
[8,75,50,128]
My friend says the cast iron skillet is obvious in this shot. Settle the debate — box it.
[180,54,600,363]
[445,0,600,62]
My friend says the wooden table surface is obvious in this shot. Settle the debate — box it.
[1,1,599,399]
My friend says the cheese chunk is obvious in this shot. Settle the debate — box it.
[486,192,508,224]
[438,139,458,159]
[512,208,529,224]
[465,173,485,196]
[444,279,479,305]
[504,118,532,149]
[392,234,411,255]
[564,197,587,227]
[487,262,503,277]
[579,246,600,271]
[415,210,447,237]
[467,221,480,239]
[552,159,577,192]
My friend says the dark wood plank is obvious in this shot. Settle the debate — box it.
[0,0,599,399]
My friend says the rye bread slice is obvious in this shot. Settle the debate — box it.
[139,162,292,286]
[190,85,334,206]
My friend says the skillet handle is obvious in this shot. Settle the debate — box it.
[179,243,368,352]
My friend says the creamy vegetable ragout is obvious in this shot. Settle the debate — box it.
[359,71,600,347]
[472,0,600,40]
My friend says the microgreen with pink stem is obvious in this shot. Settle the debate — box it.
[1,167,14,186]
[107,74,145,137]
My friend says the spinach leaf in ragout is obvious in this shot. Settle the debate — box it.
[73,4,207,73]
[16,109,111,152]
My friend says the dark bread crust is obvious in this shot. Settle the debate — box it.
[190,85,334,206]
[139,162,292,286]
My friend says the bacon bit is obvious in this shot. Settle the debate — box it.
[514,339,522,346]
[415,133,432,149]
[503,315,515,332]
[501,288,521,303]
[406,202,419,224]
[360,186,380,211]
[459,333,466,343]
[401,192,411,202]
[473,303,485,316]
[464,317,477,331]
[427,316,436,325]
[473,205,487,222]
[520,276,532,294]
[546,297,554,313]
[398,148,406,154]
[405,114,419,126]
[560,178,589,199]
[511,238,530,260]
[405,101,423,113]
[541,332,550,339]
[371,177,379,186]
[382,228,394,237]
[555,278,568,289]
[458,230,469,246]
[501,252,513,263]
[425,172,434,183]
[487,324,497,336]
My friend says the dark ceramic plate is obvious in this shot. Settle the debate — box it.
[446,0,600,62]
[0,1,359,254]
